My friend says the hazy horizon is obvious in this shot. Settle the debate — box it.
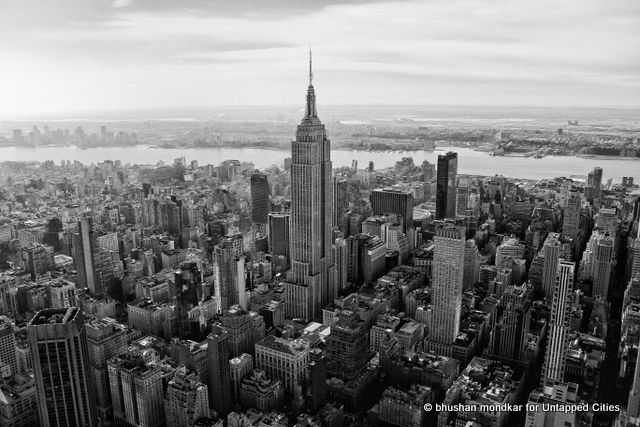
[2,104,640,123]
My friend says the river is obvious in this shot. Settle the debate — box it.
[0,146,638,181]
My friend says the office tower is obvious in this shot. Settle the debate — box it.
[85,318,128,420]
[251,173,270,225]
[0,372,39,426]
[165,367,210,426]
[370,188,414,233]
[333,178,348,231]
[219,305,266,358]
[231,353,254,402]
[592,235,614,298]
[207,326,232,416]
[268,212,291,266]
[488,284,531,360]
[73,216,99,295]
[542,261,574,385]
[496,237,525,267]
[456,186,468,216]
[592,167,603,197]
[0,316,17,376]
[463,240,480,290]
[28,308,96,426]
[429,225,465,345]
[108,354,164,427]
[306,348,327,411]
[325,311,369,381]
[332,237,348,292]
[436,152,458,219]
[255,335,310,395]
[562,190,581,239]
[541,233,561,300]
[174,260,204,338]
[288,52,335,320]
[214,235,246,311]
[21,243,54,281]
[628,349,640,417]
[422,160,435,182]
[240,369,285,412]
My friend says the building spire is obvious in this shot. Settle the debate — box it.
[304,47,317,119]
[309,47,313,86]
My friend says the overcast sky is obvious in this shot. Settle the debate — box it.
[1,0,639,117]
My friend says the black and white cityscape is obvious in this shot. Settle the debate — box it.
[1,1,639,427]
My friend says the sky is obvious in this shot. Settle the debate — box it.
[0,0,639,117]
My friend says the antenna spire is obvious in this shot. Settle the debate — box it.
[309,47,313,86]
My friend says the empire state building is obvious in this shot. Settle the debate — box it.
[285,52,336,321]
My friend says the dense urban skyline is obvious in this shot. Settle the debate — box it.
[1,1,640,425]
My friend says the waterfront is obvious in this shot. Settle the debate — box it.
[1,145,639,181]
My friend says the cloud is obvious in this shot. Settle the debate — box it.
[0,0,638,116]
[112,0,132,8]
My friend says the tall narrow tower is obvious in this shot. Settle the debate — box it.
[436,152,458,219]
[429,224,465,345]
[288,51,335,320]
[542,260,574,387]
[28,308,97,426]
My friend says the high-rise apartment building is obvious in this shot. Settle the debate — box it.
[429,225,465,345]
[542,260,574,385]
[288,53,335,320]
[28,308,96,426]
[436,152,458,219]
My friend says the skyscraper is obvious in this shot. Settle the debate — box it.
[28,308,96,426]
[214,235,246,311]
[174,260,204,338]
[541,233,561,300]
[429,225,465,345]
[333,178,348,232]
[0,316,18,376]
[542,260,574,386]
[251,173,270,225]
[85,317,128,421]
[592,234,614,298]
[207,326,232,416]
[370,188,414,233]
[562,190,581,239]
[288,52,335,320]
[268,212,291,266]
[73,215,99,295]
[436,152,458,219]
[165,367,210,426]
